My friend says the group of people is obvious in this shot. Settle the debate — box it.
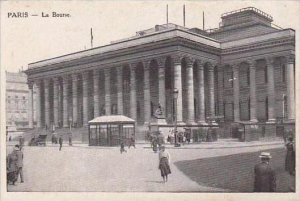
[120,134,136,154]
[7,145,24,185]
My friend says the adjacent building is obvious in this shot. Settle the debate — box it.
[6,71,36,130]
[25,7,295,138]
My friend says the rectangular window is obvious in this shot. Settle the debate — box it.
[282,64,286,83]
[264,66,268,83]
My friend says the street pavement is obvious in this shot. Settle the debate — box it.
[6,139,290,192]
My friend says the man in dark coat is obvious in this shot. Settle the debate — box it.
[7,149,18,185]
[59,136,63,151]
[254,152,276,192]
[14,145,24,183]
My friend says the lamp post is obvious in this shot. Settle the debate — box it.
[173,88,180,147]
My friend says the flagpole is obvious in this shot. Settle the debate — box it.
[166,4,168,25]
[183,4,186,27]
[91,28,93,48]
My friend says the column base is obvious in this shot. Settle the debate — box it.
[197,120,207,125]
[266,119,276,124]
[250,119,258,123]
[186,121,197,125]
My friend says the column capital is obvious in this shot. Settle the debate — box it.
[116,67,123,75]
[156,57,166,68]
[82,71,90,79]
[93,70,100,81]
[207,62,216,71]
[130,63,138,71]
[44,78,50,87]
[62,75,70,83]
[231,63,240,71]
[34,79,42,88]
[142,60,151,69]
[246,60,256,69]
[171,54,184,65]
[28,80,34,89]
[265,57,275,66]
[71,73,79,81]
[286,54,295,64]
[195,59,204,70]
[104,68,110,76]
[186,57,196,67]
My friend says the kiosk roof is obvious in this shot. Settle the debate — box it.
[88,115,135,124]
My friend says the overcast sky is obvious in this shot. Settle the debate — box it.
[1,0,299,72]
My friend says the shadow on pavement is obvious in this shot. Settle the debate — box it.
[174,148,295,192]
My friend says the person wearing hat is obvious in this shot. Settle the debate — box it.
[158,146,171,183]
[254,152,276,192]
[285,137,295,175]
[14,145,24,183]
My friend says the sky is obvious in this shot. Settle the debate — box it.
[1,0,299,72]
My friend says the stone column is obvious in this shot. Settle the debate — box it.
[143,61,151,124]
[44,79,50,128]
[35,80,42,128]
[266,57,276,122]
[130,63,137,120]
[93,69,100,117]
[157,57,166,115]
[28,81,34,128]
[104,68,111,115]
[186,57,195,124]
[208,63,216,118]
[232,64,240,121]
[53,77,59,128]
[249,60,257,122]
[117,67,123,115]
[173,56,183,123]
[72,74,78,125]
[82,72,89,125]
[197,60,205,123]
[62,76,69,127]
[286,55,295,121]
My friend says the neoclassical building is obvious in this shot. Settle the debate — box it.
[25,7,295,137]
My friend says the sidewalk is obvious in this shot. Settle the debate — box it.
[7,138,284,149]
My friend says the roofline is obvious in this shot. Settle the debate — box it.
[28,26,220,67]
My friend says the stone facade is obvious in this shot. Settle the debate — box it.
[6,72,36,129]
[25,8,295,135]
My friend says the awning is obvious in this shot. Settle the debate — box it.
[88,115,135,124]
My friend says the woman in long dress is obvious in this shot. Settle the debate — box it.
[158,146,171,183]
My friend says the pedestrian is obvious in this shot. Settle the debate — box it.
[7,148,18,185]
[285,137,295,175]
[69,133,73,146]
[14,145,24,183]
[128,134,136,149]
[158,146,171,183]
[254,152,276,192]
[59,136,63,151]
[152,137,158,153]
[120,141,127,154]
[19,136,24,150]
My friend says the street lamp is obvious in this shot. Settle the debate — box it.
[173,88,180,147]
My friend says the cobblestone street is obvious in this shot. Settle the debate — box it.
[7,141,288,192]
